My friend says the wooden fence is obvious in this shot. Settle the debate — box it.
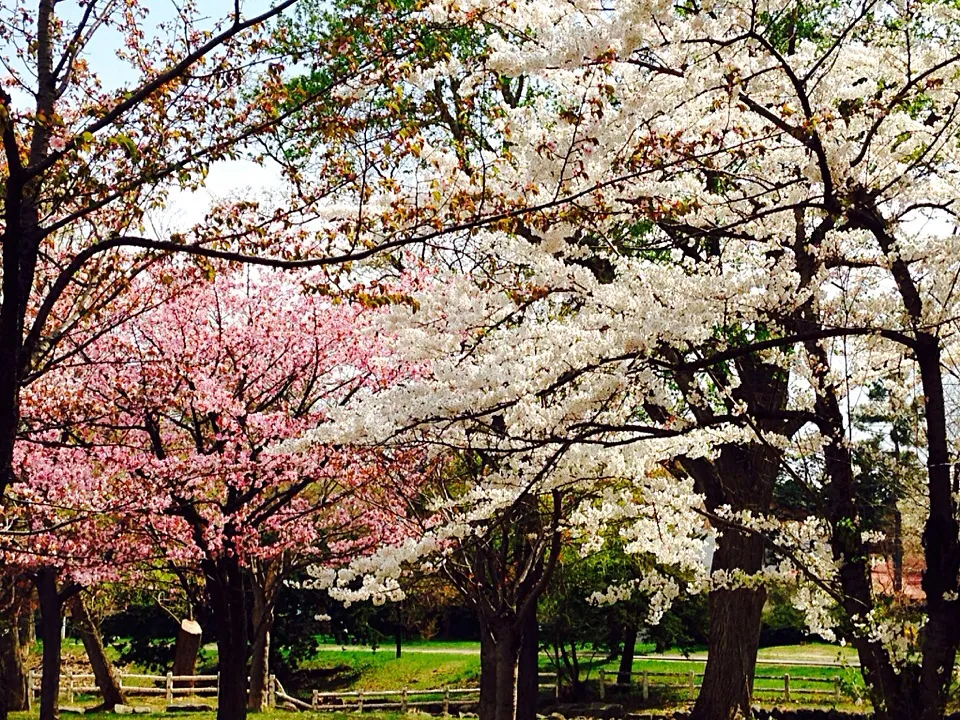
[303,673,559,714]
[29,666,848,713]
[25,671,277,709]
[28,671,558,714]
[597,668,846,703]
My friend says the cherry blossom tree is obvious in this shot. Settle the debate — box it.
[292,1,960,718]
[13,268,423,720]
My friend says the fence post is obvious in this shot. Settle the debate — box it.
[599,669,605,700]
[401,687,407,712]
[166,671,174,702]
[26,670,34,711]
[834,676,841,701]
[268,674,276,708]
[784,674,791,702]
[555,670,561,700]
[688,670,695,695]
[642,670,649,701]
[216,672,220,704]
[66,671,74,704]
[312,689,318,709]
[443,688,450,717]
[358,689,364,712]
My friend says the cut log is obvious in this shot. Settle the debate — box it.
[172,619,202,688]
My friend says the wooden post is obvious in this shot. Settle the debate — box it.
[834,676,841,700]
[443,688,450,717]
[268,674,276,708]
[26,670,34,711]
[401,687,407,712]
[312,689,318,709]
[66,671,75,704]
[642,670,649,701]
[688,670,695,695]
[555,670,561,700]
[358,689,364,712]
[216,672,220,704]
[166,671,174,702]
[599,669,605,700]
[784,674,791,702]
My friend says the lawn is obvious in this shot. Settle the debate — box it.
[14,639,869,716]
[298,647,482,691]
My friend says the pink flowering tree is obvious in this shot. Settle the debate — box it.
[12,269,422,720]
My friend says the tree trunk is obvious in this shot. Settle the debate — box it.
[516,607,538,720]
[0,656,8,720]
[246,625,269,712]
[247,565,278,713]
[493,627,520,720]
[17,601,34,649]
[172,619,202,688]
[690,529,767,720]
[36,568,62,720]
[617,622,637,686]
[206,557,249,720]
[0,601,27,712]
[67,595,126,709]
[479,620,497,720]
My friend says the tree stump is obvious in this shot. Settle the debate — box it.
[172,620,202,689]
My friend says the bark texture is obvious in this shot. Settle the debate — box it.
[479,620,498,720]
[617,623,637,686]
[516,605,538,720]
[205,556,249,720]
[493,628,520,720]
[36,569,61,720]
[0,602,28,713]
[690,530,766,720]
[172,619,202,688]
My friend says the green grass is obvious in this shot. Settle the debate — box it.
[10,713,417,720]
[299,647,482,691]
[19,639,871,715]
[305,641,865,696]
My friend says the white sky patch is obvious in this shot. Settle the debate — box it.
[145,159,287,237]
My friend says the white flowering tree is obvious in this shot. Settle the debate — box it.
[283,0,960,718]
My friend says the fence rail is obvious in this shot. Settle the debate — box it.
[27,670,250,709]
[596,668,847,703]
[28,665,850,714]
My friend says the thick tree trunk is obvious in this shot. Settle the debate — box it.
[206,557,249,720]
[690,529,766,720]
[172,619,202,688]
[68,595,126,709]
[36,569,62,720]
[617,623,637,686]
[479,620,497,720]
[493,628,520,720]
[516,607,538,720]
[0,603,27,712]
